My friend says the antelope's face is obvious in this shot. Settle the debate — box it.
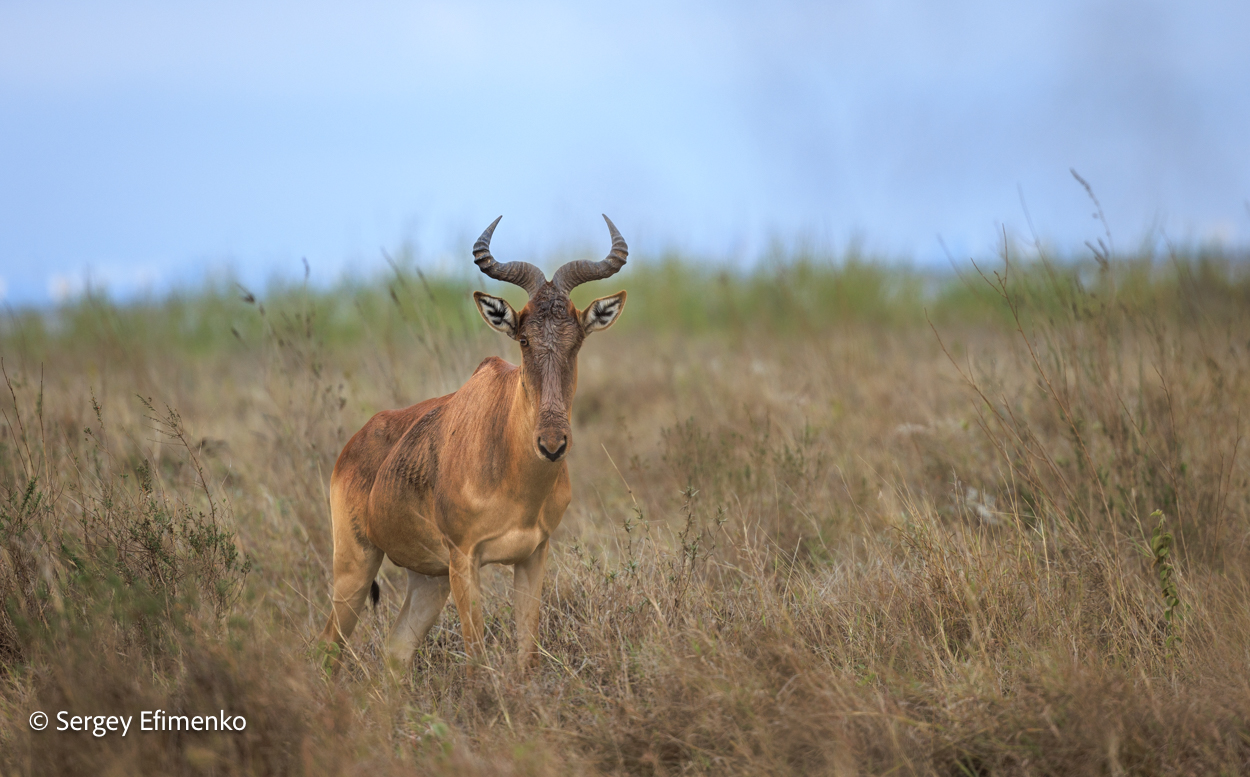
[474,285,625,462]
[470,214,629,464]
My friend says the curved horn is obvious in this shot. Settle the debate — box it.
[473,216,546,295]
[552,214,628,294]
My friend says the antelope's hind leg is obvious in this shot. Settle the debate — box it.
[319,518,384,655]
[385,570,451,665]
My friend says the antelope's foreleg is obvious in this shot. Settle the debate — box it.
[385,570,451,665]
[448,544,486,662]
[513,540,549,669]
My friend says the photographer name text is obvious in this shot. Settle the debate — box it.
[28,710,247,736]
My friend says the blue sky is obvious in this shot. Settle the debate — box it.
[2,1,1248,304]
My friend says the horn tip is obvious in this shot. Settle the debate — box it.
[474,216,504,255]
[602,214,624,243]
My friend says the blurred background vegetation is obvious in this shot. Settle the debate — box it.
[6,247,1249,359]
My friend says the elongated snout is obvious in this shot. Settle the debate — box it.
[536,429,568,462]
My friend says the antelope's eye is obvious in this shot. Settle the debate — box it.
[519,337,529,348]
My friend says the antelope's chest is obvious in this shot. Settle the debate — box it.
[465,476,569,564]
[477,525,549,565]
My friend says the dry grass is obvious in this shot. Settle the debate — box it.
[1,252,1249,775]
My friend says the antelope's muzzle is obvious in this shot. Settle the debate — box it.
[536,430,568,462]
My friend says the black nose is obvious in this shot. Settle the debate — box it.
[537,437,568,461]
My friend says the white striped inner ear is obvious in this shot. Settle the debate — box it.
[484,299,509,326]
[584,294,624,332]
[474,293,517,335]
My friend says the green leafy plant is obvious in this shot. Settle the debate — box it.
[1150,510,1182,651]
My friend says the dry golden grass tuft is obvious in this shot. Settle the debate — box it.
[1,253,1248,774]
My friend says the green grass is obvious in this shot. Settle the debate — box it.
[6,247,1249,361]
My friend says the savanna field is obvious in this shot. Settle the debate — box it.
[1,248,1249,775]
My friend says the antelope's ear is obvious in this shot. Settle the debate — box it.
[473,291,519,338]
[579,290,626,334]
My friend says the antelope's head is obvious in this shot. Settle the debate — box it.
[471,215,627,463]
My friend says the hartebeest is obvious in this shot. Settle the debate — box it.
[320,215,628,667]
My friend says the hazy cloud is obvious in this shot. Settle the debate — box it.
[1,0,1247,303]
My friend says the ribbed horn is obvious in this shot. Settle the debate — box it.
[552,214,628,294]
[473,216,546,295]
